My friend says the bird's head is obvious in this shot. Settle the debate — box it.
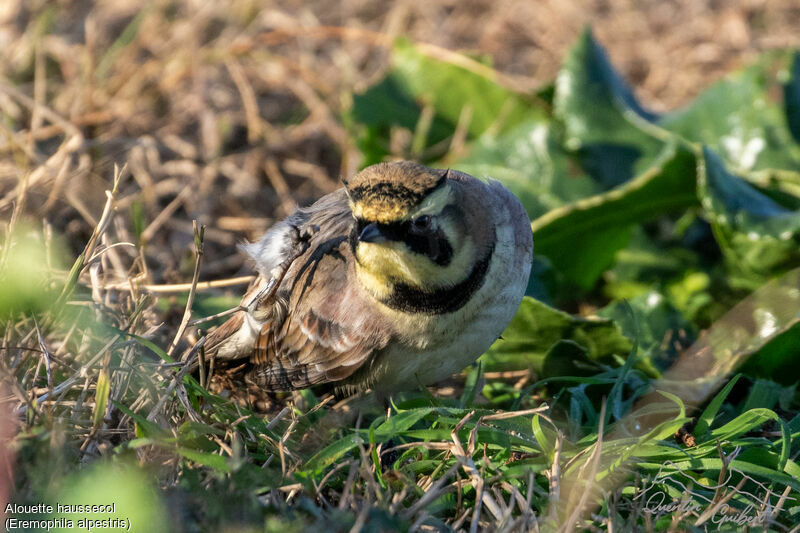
[345,161,490,305]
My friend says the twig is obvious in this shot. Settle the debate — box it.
[166,221,205,358]
[54,164,127,310]
[105,275,256,293]
[188,305,245,327]
[263,157,295,216]
[139,185,192,243]
[225,59,262,143]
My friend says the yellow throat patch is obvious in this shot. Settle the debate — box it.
[355,235,476,298]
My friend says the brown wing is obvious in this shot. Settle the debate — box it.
[248,304,383,390]
[230,189,390,391]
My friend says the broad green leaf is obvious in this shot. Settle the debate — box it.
[352,38,541,164]
[742,379,786,411]
[736,442,791,477]
[531,142,697,289]
[457,120,599,219]
[391,40,540,136]
[699,147,800,282]
[350,74,425,164]
[661,52,800,172]
[178,421,226,451]
[554,28,665,188]
[748,168,800,204]
[482,296,632,372]
[602,224,715,325]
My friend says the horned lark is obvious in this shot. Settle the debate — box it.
[202,161,532,394]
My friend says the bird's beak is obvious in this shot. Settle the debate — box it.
[358,222,387,244]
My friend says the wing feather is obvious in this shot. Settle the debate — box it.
[208,189,390,391]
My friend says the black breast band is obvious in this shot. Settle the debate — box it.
[382,243,495,314]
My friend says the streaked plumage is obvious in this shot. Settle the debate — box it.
[202,161,533,394]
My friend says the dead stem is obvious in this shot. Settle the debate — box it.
[166,221,205,358]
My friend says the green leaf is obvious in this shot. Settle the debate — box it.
[692,374,742,439]
[661,52,800,171]
[178,421,226,451]
[739,321,800,384]
[391,40,540,136]
[709,408,779,442]
[636,458,800,493]
[747,168,800,205]
[373,408,435,439]
[460,362,483,407]
[678,267,800,380]
[531,414,553,457]
[304,434,360,472]
[554,28,665,188]
[350,75,427,163]
[598,291,695,370]
[699,147,800,282]
[541,340,595,378]
[531,142,698,289]
[115,401,170,440]
[784,51,800,144]
[482,296,632,373]
[92,370,111,430]
[352,38,542,164]
[456,120,599,219]
[742,379,786,411]
[176,447,232,473]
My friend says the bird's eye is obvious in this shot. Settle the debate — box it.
[411,215,432,231]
